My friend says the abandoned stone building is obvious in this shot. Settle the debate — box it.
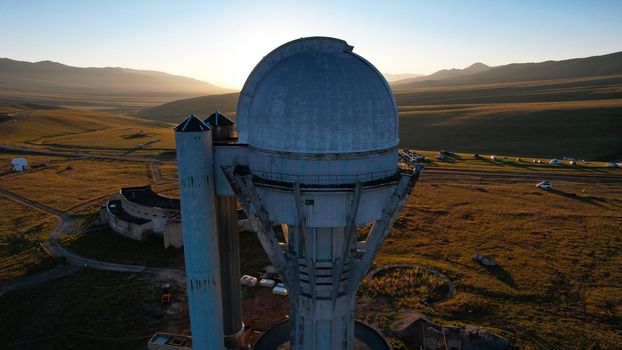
[101,184,250,248]
[100,185,183,248]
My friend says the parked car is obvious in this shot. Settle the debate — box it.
[272,283,288,296]
[259,278,276,288]
[549,159,561,165]
[436,154,446,160]
[240,275,258,287]
[606,162,619,168]
[536,181,552,190]
[490,156,498,161]
[570,161,577,166]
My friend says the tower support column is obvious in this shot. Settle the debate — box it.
[216,195,244,347]
[175,116,225,350]
[223,165,422,350]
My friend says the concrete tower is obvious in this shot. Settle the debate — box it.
[174,115,225,350]
[204,111,244,348]
[223,37,421,349]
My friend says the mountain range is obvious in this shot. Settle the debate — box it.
[136,50,622,122]
[392,51,622,89]
[0,58,233,107]
[391,62,490,85]
[382,73,423,82]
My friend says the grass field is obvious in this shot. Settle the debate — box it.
[1,168,620,348]
[0,158,153,211]
[1,100,621,349]
[374,178,622,349]
[0,105,175,157]
[60,226,184,267]
[394,75,622,161]
[0,152,73,176]
[0,197,58,282]
[0,269,189,350]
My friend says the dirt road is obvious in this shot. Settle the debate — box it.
[422,166,620,184]
[0,187,180,294]
[0,145,173,164]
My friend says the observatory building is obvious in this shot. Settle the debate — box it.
[100,185,183,247]
[174,37,421,350]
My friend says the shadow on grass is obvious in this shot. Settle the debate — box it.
[575,165,611,174]
[60,226,184,268]
[477,156,541,171]
[484,264,517,290]
[437,157,458,164]
[546,189,611,208]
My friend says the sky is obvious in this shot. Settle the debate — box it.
[1,0,622,89]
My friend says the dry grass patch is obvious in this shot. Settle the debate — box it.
[0,196,58,282]
[0,107,173,156]
[39,126,174,151]
[360,267,449,307]
[375,179,622,348]
[0,159,152,211]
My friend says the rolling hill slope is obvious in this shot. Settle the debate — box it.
[383,73,423,82]
[393,51,622,89]
[0,58,233,109]
[0,103,175,156]
[134,92,239,123]
[134,51,622,161]
[391,62,490,85]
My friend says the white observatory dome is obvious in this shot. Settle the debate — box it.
[237,37,398,154]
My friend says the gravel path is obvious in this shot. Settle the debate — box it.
[0,187,183,294]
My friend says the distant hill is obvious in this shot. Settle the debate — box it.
[0,58,234,108]
[392,63,490,85]
[135,50,622,160]
[134,92,239,123]
[383,73,423,82]
[393,51,622,89]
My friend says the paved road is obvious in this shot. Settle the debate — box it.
[47,216,147,273]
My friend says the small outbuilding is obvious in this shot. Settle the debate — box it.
[11,158,27,172]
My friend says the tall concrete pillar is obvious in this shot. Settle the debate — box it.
[216,196,244,346]
[175,115,225,350]
[205,112,244,347]
[287,225,357,350]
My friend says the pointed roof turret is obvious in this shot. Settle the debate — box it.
[174,114,211,132]
[204,111,235,128]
